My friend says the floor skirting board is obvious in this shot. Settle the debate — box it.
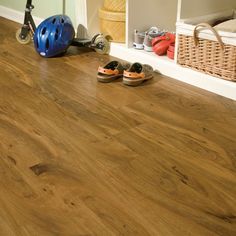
[0,5,43,26]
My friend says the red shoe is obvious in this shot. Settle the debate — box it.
[167,43,175,60]
[152,33,175,56]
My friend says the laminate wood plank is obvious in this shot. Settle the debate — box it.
[0,17,236,236]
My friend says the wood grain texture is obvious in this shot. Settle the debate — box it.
[0,17,236,236]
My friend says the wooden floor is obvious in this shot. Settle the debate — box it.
[0,17,236,236]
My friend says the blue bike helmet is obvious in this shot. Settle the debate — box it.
[34,15,75,57]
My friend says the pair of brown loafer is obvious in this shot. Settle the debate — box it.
[97,61,154,86]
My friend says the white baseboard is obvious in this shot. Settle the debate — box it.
[0,5,43,26]
[110,43,236,101]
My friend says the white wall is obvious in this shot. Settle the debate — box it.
[127,0,178,47]
[86,0,103,37]
[0,0,78,28]
[180,0,236,19]
[128,0,178,32]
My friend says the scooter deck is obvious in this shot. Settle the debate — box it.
[71,38,91,47]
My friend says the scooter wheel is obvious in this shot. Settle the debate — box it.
[94,35,110,54]
[16,28,31,44]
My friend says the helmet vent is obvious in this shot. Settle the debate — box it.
[46,38,50,50]
[61,18,65,24]
[52,18,56,24]
[55,28,59,40]
[55,33,58,41]
[42,27,46,35]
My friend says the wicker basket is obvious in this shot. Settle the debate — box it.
[99,8,125,43]
[104,0,126,12]
[178,23,236,81]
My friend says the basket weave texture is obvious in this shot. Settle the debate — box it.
[104,0,126,12]
[178,24,236,81]
[99,8,125,43]
[99,0,126,43]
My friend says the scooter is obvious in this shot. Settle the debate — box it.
[16,0,110,54]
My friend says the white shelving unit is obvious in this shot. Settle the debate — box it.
[75,0,236,100]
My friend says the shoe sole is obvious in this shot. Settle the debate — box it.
[123,74,153,86]
[143,45,153,52]
[133,43,144,50]
[97,74,123,83]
